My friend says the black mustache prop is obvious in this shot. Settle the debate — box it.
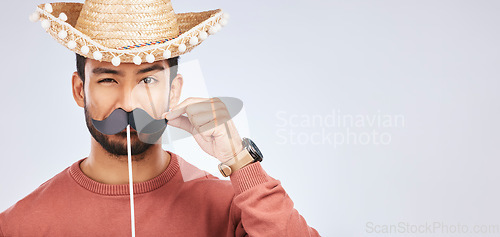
[91,108,168,135]
[91,97,244,143]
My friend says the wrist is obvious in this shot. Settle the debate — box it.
[218,147,254,177]
[218,137,263,177]
[229,149,254,173]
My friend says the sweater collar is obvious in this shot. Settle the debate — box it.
[69,150,180,196]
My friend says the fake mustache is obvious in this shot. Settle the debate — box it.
[91,108,168,135]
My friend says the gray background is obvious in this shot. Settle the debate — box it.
[1,0,500,236]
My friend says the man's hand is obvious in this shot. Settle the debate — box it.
[162,97,243,163]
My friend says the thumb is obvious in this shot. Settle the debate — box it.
[166,114,195,134]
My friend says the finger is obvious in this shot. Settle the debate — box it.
[186,101,227,118]
[169,97,208,112]
[191,109,231,130]
[167,98,226,121]
[166,115,195,134]
[166,97,207,120]
[197,118,233,136]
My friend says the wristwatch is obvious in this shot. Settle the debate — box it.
[218,137,263,177]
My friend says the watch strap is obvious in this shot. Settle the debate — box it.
[218,146,255,177]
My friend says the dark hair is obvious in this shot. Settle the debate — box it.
[76,53,179,85]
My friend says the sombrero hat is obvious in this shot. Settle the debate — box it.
[29,0,229,66]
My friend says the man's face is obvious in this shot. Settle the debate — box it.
[82,59,172,157]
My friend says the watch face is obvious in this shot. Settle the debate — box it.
[243,138,263,162]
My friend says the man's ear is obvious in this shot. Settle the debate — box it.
[72,71,85,108]
[169,74,183,109]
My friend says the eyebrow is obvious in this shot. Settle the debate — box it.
[92,67,124,76]
[91,64,165,77]
[137,64,165,74]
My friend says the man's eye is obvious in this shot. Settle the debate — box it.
[98,78,116,83]
[141,77,158,84]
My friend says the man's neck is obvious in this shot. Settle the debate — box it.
[81,138,171,185]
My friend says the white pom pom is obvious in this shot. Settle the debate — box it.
[93,51,102,61]
[220,18,228,26]
[208,26,217,35]
[215,23,222,31]
[112,57,121,66]
[189,36,199,45]
[58,30,67,39]
[222,13,230,20]
[163,49,171,59]
[44,3,53,13]
[58,13,68,22]
[146,54,155,63]
[198,31,208,41]
[133,55,142,65]
[178,43,186,53]
[67,40,77,49]
[41,19,51,30]
[81,45,90,55]
[29,12,40,22]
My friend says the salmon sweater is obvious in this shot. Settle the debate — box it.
[0,150,320,236]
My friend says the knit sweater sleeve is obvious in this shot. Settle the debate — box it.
[229,162,320,236]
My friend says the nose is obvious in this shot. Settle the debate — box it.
[116,85,137,112]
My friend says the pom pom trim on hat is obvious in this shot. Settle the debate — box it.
[31,3,229,66]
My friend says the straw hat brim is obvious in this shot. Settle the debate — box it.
[31,3,228,64]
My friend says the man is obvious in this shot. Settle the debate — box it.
[0,0,320,236]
